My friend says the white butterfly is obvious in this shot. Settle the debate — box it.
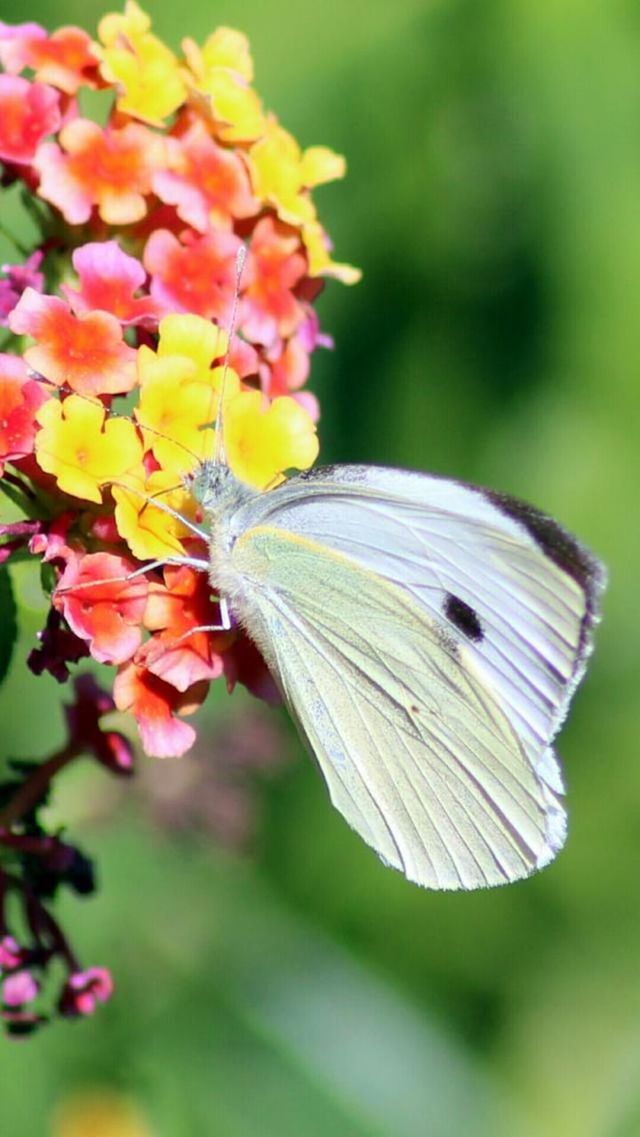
[164,457,605,891]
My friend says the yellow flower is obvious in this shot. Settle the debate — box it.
[183,28,265,143]
[248,120,345,227]
[247,122,360,283]
[223,392,319,489]
[97,0,186,125]
[135,315,233,475]
[156,313,228,367]
[113,468,199,561]
[98,0,149,44]
[52,1088,152,1137]
[190,26,254,82]
[35,396,143,503]
[302,219,362,284]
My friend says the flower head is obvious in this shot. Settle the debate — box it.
[0,2,358,911]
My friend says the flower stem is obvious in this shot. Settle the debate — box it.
[0,746,79,830]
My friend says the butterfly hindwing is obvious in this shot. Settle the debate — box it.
[229,523,566,889]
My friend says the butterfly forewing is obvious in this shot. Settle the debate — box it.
[226,523,567,889]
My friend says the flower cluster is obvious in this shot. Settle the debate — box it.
[0,1,358,755]
[0,3,358,1033]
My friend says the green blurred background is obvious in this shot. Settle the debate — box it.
[0,1,638,1134]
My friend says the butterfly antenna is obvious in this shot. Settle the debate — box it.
[213,244,247,468]
[30,373,205,469]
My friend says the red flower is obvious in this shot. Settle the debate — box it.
[224,633,281,706]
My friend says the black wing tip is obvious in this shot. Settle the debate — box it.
[484,488,606,609]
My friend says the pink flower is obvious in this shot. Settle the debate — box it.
[62,240,167,327]
[58,967,113,1018]
[144,227,242,324]
[2,970,39,1008]
[241,217,307,345]
[153,120,257,231]
[0,22,99,94]
[0,74,60,165]
[0,936,24,972]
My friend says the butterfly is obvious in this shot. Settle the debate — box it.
[162,454,605,891]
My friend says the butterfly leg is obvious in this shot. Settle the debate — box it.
[55,555,211,597]
[142,600,234,666]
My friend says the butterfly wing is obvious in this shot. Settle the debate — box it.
[229,524,571,889]
[232,465,604,820]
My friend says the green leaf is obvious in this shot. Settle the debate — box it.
[0,565,17,687]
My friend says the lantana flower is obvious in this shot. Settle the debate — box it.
[0,1,359,1035]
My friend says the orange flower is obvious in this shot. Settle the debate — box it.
[55,552,148,664]
[35,119,165,225]
[141,564,233,690]
[113,661,208,758]
[10,290,137,395]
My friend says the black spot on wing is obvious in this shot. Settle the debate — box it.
[444,593,484,642]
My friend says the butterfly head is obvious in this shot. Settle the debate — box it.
[189,458,257,520]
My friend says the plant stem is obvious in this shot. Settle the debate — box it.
[0,747,79,830]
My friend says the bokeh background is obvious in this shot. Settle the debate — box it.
[0,1,638,1135]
